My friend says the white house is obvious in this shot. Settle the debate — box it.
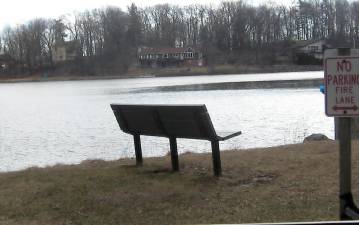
[293,40,327,60]
[52,41,80,63]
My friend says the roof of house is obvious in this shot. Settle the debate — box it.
[55,40,80,54]
[292,40,325,48]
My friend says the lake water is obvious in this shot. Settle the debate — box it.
[0,71,334,172]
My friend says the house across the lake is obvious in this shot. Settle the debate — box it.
[52,41,80,63]
[0,53,17,74]
[138,47,204,67]
[292,40,328,65]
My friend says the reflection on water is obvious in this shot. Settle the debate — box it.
[0,71,332,172]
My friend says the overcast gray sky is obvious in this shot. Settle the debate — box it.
[0,0,293,31]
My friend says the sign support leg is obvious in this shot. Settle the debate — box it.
[339,117,352,219]
[339,117,359,219]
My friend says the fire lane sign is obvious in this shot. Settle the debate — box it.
[325,49,359,117]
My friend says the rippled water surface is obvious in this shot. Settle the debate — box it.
[0,71,333,172]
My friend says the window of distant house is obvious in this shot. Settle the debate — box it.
[309,46,319,52]
[164,54,168,58]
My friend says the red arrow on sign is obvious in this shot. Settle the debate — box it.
[332,105,359,111]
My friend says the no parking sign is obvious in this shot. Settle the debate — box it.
[325,49,359,116]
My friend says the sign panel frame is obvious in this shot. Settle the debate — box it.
[325,49,359,117]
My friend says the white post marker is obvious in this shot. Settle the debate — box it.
[325,49,359,116]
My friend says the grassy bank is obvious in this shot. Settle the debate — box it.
[0,64,322,83]
[0,140,354,224]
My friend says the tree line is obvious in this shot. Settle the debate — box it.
[1,0,358,76]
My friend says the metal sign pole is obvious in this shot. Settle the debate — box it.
[339,117,353,219]
[339,117,359,219]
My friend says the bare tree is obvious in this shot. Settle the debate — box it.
[3,0,359,75]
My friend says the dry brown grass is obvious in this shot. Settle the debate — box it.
[0,140,357,224]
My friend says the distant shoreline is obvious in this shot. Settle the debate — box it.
[0,64,323,84]
[135,78,324,93]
